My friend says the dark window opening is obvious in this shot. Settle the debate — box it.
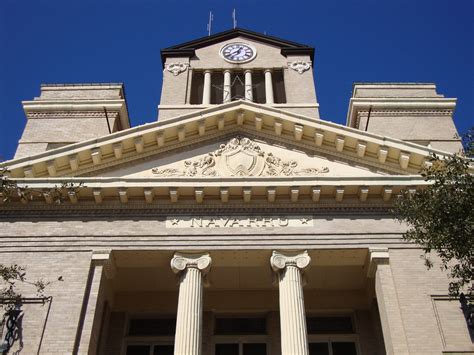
[272,70,286,104]
[215,343,267,355]
[231,72,245,100]
[211,71,224,104]
[215,317,266,335]
[128,318,176,336]
[252,71,265,104]
[306,316,354,334]
[190,71,204,104]
[126,345,174,355]
[309,342,357,355]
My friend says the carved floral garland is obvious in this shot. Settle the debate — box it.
[152,137,329,177]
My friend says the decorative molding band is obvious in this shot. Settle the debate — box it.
[171,252,212,274]
[287,60,312,74]
[356,109,453,117]
[26,111,119,119]
[270,250,311,271]
[165,63,189,76]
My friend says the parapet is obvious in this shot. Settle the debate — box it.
[15,83,130,159]
[346,83,462,153]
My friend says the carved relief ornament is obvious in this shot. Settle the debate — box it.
[270,250,311,272]
[151,136,329,177]
[171,252,212,274]
[288,60,312,74]
[165,62,189,76]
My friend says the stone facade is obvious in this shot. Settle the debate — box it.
[0,28,472,355]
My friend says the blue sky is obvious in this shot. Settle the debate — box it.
[0,0,472,160]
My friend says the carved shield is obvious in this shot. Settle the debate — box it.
[217,145,265,176]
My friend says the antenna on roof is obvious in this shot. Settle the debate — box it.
[232,9,237,29]
[207,11,214,36]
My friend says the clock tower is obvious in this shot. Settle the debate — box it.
[158,28,319,121]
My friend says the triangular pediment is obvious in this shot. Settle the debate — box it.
[3,101,450,206]
[161,28,314,65]
[97,134,389,179]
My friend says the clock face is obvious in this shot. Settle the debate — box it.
[220,43,257,63]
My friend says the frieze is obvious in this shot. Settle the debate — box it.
[166,215,313,228]
[152,136,329,177]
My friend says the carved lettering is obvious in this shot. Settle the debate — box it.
[191,217,203,228]
[167,216,313,228]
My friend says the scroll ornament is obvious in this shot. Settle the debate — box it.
[152,136,329,177]
[165,63,189,76]
[288,60,312,74]
[270,250,311,271]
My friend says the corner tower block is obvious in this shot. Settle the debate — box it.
[15,83,130,159]
[347,83,462,153]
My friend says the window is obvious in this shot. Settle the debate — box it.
[306,316,354,334]
[126,344,174,355]
[272,70,286,104]
[189,69,286,104]
[190,71,204,104]
[128,318,176,336]
[214,316,268,355]
[309,342,357,355]
[125,318,175,355]
[307,315,358,355]
[215,317,266,335]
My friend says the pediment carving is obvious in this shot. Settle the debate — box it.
[151,136,329,177]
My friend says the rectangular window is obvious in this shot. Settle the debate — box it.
[215,343,267,355]
[252,71,265,104]
[211,71,224,104]
[272,70,286,104]
[128,318,176,336]
[231,72,245,100]
[306,316,354,334]
[126,344,174,355]
[190,71,204,104]
[309,342,357,355]
[214,317,267,335]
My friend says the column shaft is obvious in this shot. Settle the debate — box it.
[202,70,212,105]
[245,70,253,101]
[174,267,203,355]
[279,265,309,355]
[265,69,274,104]
[171,253,211,355]
[271,251,310,355]
[223,70,231,103]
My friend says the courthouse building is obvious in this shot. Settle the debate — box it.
[1,28,472,355]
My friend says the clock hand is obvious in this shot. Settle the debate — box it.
[230,46,243,56]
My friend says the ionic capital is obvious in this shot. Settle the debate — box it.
[171,252,212,275]
[270,250,311,272]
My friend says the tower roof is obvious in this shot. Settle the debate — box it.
[160,28,314,66]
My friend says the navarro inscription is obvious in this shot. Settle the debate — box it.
[166,216,313,228]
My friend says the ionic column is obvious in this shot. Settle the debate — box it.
[244,69,253,102]
[171,252,212,355]
[264,69,274,104]
[271,250,311,355]
[202,70,212,105]
[223,69,232,103]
